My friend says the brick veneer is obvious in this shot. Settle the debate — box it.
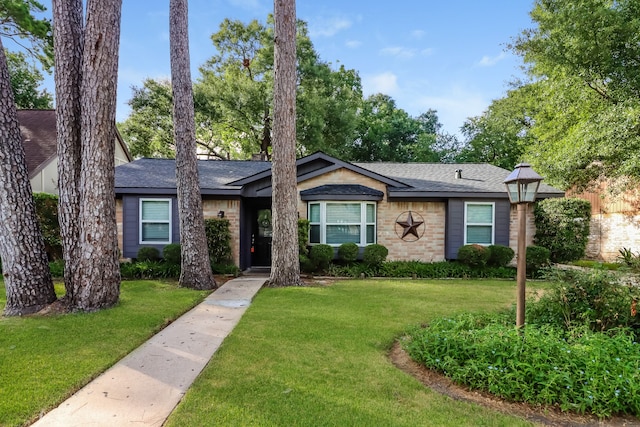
[202,199,241,266]
[586,213,640,261]
[508,203,536,254]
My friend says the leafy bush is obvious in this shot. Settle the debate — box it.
[338,242,359,263]
[310,244,334,271]
[163,243,181,265]
[526,245,550,276]
[299,254,315,273]
[528,268,640,332]
[457,244,490,268]
[405,313,640,418]
[49,260,65,278]
[33,192,62,260]
[204,218,232,265]
[616,247,640,270]
[487,245,514,267]
[298,219,310,256]
[211,263,240,276]
[363,244,388,266]
[119,260,180,279]
[137,246,160,262]
[534,198,591,263]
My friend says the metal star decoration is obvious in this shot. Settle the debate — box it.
[396,211,424,240]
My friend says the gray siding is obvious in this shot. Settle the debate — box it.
[122,195,179,259]
[445,199,511,259]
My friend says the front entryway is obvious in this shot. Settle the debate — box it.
[252,208,272,266]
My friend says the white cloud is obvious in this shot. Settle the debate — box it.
[477,52,507,67]
[380,46,416,59]
[309,16,352,37]
[345,40,362,49]
[362,72,399,96]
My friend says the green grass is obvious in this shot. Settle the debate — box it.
[0,280,209,427]
[570,260,620,270]
[166,279,538,426]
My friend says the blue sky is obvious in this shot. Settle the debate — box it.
[31,0,536,136]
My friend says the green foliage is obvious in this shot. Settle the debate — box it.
[136,246,160,262]
[529,268,640,332]
[616,247,640,270]
[534,198,591,263]
[0,0,53,69]
[211,263,240,276]
[120,260,181,279]
[456,244,491,268]
[163,243,181,265]
[337,242,359,263]
[6,49,52,108]
[32,192,61,260]
[487,245,515,267]
[297,219,309,256]
[526,245,550,276]
[405,313,640,418]
[204,218,232,265]
[362,244,388,267]
[298,254,315,274]
[309,244,333,271]
[48,260,64,278]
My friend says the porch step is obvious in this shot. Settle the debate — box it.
[244,266,271,276]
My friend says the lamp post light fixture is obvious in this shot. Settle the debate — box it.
[504,163,543,328]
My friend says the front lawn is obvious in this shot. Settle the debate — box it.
[0,280,209,427]
[166,279,536,426]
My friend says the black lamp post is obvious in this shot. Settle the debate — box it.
[504,163,543,328]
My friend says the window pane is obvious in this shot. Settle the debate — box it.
[366,204,375,223]
[467,204,492,223]
[366,225,375,244]
[326,225,360,244]
[467,225,492,244]
[309,224,320,243]
[142,223,169,242]
[142,200,170,221]
[326,203,360,223]
[309,203,320,223]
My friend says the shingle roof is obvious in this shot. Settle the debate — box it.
[115,158,272,194]
[300,184,384,198]
[18,110,57,177]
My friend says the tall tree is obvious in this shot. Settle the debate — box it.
[52,0,123,311]
[169,0,216,290]
[6,49,52,108]
[0,3,55,316]
[270,0,301,287]
[52,0,83,307]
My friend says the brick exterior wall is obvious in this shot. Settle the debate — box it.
[586,213,640,261]
[508,203,536,254]
[202,199,241,266]
[296,168,446,262]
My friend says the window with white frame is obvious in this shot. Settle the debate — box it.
[139,198,172,244]
[308,202,376,246]
[464,202,494,245]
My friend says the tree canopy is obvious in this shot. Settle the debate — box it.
[5,49,52,108]
[0,0,53,69]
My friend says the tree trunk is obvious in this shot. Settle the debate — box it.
[69,0,122,310]
[169,0,216,290]
[52,0,83,303]
[0,41,56,316]
[270,0,302,286]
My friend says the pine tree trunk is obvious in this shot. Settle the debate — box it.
[270,0,302,286]
[169,0,216,290]
[0,42,56,316]
[70,0,122,310]
[52,0,83,303]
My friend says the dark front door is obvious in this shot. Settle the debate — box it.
[252,208,272,266]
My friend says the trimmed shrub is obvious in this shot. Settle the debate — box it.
[33,192,62,260]
[299,254,315,273]
[363,244,388,266]
[338,242,359,263]
[487,244,515,267]
[137,246,160,262]
[457,244,490,268]
[298,219,310,256]
[526,245,550,276]
[163,243,181,265]
[204,218,232,265]
[534,198,591,263]
[310,244,333,271]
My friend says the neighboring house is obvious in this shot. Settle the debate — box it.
[570,183,640,261]
[114,152,564,270]
[18,109,132,194]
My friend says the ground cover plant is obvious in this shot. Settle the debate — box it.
[0,280,209,427]
[166,279,535,426]
[404,268,640,419]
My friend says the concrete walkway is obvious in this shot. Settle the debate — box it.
[32,277,267,427]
